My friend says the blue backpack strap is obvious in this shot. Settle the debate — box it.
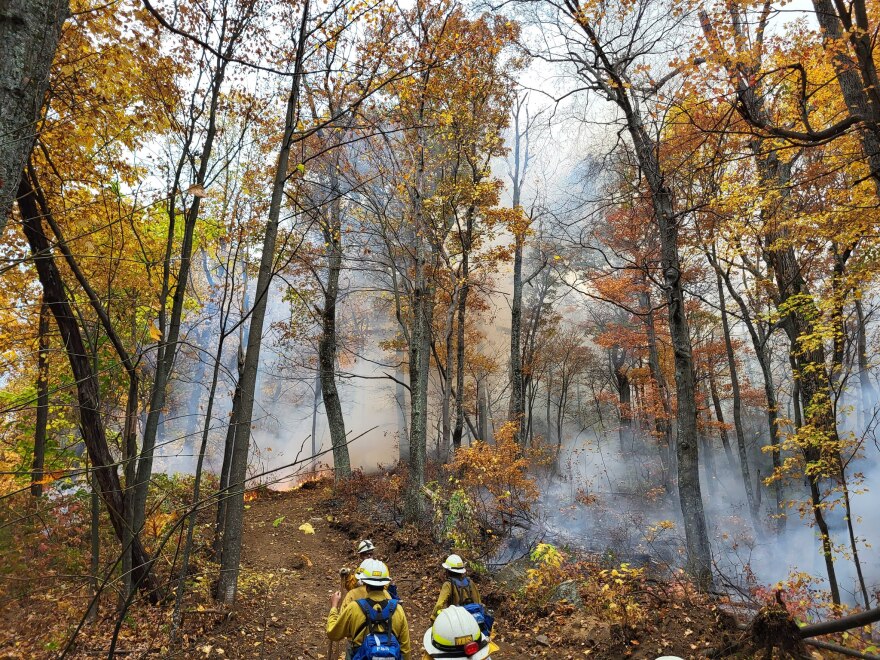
[379,598,398,621]
[356,598,374,618]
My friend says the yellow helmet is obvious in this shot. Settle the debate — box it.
[359,558,391,587]
[442,554,466,574]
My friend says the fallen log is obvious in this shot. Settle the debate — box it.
[799,605,880,639]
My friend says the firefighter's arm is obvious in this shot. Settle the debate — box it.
[326,602,353,641]
[472,581,482,605]
[432,582,452,621]
[395,607,411,660]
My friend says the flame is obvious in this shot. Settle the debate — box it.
[244,490,260,502]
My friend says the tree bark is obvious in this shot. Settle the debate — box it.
[31,298,49,497]
[624,102,713,587]
[134,49,227,542]
[0,0,67,229]
[715,267,761,531]
[318,161,351,479]
[452,211,473,452]
[640,287,674,478]
[216,0,309,603]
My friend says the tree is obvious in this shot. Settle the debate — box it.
[539,0,713,586]
[0,0,68,228]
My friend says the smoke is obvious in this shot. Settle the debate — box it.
[153,271,404,488]
[525,419,880,607]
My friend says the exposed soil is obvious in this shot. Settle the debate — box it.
[168,482,738,660]
[168,483,518,659]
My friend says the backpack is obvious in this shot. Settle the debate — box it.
[448,577,494,635]
[351,599,402,660]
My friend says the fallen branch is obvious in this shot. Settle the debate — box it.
[799,605,880,639]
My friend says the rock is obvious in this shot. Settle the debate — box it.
[560,616,611,647]
[547,580,583,609]
[535,634,551,647]
[492,556,533,592]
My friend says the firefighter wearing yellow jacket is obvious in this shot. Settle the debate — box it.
[343,539,377,591]
[432,554,481,620]
[327,559,411,660]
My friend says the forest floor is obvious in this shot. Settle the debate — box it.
[2,476,811,659]
[165,480,738,660]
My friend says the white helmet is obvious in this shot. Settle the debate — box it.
[442,553,467,574]
[359,558,391,587]
[423,606,490,659]
[357,539,375,555]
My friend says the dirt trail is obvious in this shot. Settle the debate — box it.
[186,486,515,659]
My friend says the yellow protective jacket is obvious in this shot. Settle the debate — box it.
[432,577,481,620]
[341,584,390,610]
[327,594,411,659]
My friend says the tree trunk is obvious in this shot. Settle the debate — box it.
[403,60,435,523]
[134,41,231,541]
[87,464,99,623]
[809,0,880,192]
[715,268,761,530]
[18,174,158,601]
[0,0,67,229]
[855,298,874,431]
[611,345,631,453]
[707,369,737,470]
[318,164,351,479]
[640,288,674,478]
[453,223,471,452]
[509,231,525,442]
[31,298,49,497]
[712,261,785,532]
[216,1,309,603]
[626,104,712,587]
[213,346,242,560]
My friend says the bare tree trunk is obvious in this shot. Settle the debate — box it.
[87,464,99,623]
[216,1,309,603]
[18,174,159,601]
[214,347,242,559]
[452,228,470,452]
[31,298,49,497]
[712,261,785,532]
[509,232,525,442]
[611,346,631,453]
[855,298,874,431]
[0,0,67,228]
[318,162,351,478]
[403,55,435,523]
[172,270,234,638]
[715,268,761,531]
[707,369,736,470]
[133,5,251,538]
[627,109,712,587]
